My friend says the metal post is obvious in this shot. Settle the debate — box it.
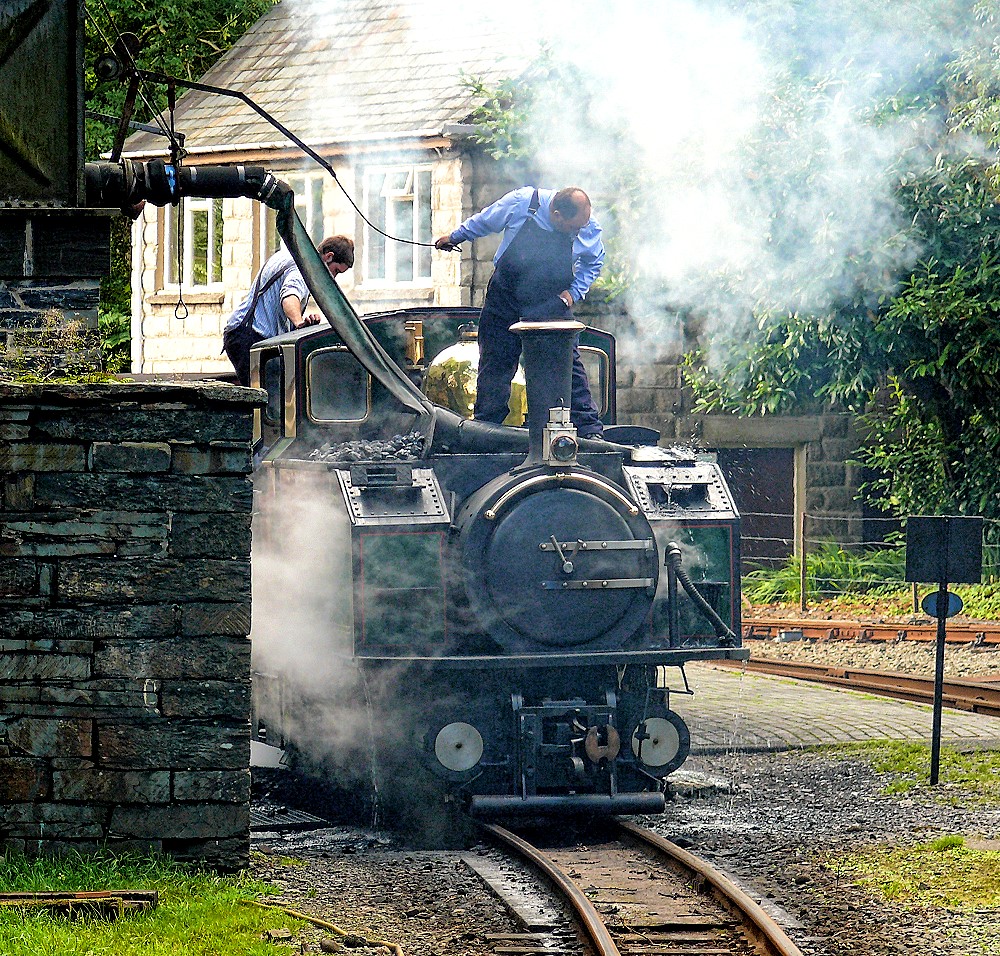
[930,580,948,785]
[799,511,808,613]
[912,581,918,615]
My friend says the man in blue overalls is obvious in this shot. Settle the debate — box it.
[435,186,605,437]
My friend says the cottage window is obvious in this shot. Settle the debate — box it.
[163,198,223,288]
[257,172,326,265]
[363,166,432,284]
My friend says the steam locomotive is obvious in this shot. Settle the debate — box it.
[86,160,747,835]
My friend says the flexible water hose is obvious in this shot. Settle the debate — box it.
[666,542,737,645]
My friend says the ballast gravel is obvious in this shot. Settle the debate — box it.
[667,746,1000,956]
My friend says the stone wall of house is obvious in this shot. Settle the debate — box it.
[0,382,264,870]
[132,199,237,378]
[1,211,116,379]
[130,149,520,375]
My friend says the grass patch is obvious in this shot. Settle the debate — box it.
[826,836,1000,909]
[0,851,300,956]
[822,740,1000,803]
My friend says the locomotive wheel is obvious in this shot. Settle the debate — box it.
[630,710,690,776]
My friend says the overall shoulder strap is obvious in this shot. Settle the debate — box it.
[241,260,296,328]
[528,188,541,213]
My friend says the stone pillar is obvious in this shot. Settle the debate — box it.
[0,382,265,870]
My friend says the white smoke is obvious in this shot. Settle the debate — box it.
[250,470,352,682]
[250,469,380,769]
[389,0,985,366]
[249,467,438,782]
[278,0,988,368]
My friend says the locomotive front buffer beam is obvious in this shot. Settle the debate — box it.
[468,792,666,815]
[462,687,680,816]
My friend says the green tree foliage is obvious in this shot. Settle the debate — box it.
[83,0,275,338]
[682,1,1000,527]
[84,0,277,159]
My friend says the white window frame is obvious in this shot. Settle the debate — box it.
[162,197,224,289]
[362,164,433,286]
[256,172,326,265]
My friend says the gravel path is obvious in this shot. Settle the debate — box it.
[252,833,522,956]
[666,747,1000,956]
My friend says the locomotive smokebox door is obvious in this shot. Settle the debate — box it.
[457,470,658,653]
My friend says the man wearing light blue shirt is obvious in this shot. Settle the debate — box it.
[222,236,354,386]
[435,186,605,436]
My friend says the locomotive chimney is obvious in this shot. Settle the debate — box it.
[511,320,585,465]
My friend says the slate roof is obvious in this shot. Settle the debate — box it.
[123,0,534,158]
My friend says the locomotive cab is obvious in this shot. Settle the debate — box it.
[250,305,618,462]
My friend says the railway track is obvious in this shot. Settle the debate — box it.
[713,658,1000,717]
[476,820,802,956]
[743,617,1000,645]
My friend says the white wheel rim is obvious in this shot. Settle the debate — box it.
[434,722,484,772]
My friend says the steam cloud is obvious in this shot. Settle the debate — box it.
[249,469,439,781]
[250,470,379,770]
[395,0,986,367]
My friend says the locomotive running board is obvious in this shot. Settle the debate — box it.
[468,793,665,816]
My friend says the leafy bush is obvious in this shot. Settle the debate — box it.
[743,542,1000,619]
[743,541,907,603]
[99,308,131,374]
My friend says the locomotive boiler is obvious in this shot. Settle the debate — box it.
[86,159,747,834]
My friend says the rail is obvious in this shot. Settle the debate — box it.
[480,820,804,956]
[616,821,804,956]
[744,617,1000,645]
[480,823,620,956]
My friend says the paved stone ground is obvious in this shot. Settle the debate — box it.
[673,661,1000,753]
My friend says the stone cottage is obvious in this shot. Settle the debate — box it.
[121,0,532,376]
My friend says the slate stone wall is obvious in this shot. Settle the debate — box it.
[0,210,115,378]
[0,382,264,870]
